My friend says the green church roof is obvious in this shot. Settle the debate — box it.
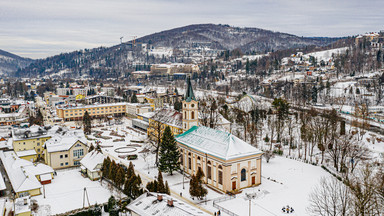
[185,77,196,102]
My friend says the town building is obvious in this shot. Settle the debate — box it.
[56,102,126,121]
[0,105,29,126]
[175,78,263,193]
[12,125,64,158]
[44,130,88,169]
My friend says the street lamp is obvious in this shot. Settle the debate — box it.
[245,192,257,216]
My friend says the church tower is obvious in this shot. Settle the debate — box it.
[182,77,198,132]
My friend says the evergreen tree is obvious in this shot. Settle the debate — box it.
[127,161,135,179]
[131,94,138,103]
[89,144,95,152]
[174,87,179,96]
[115,166,125,188]
[246,58,250,74]
[83,111,92,135]
[189,168,207,199]
[165,181,170,195]
[158,126,180,175]
[356,88,361,94]
[174,98,182,111]
[157,170,165,193]
[102,157,111,178]
[312,85,318,103]
[109,160,117,181]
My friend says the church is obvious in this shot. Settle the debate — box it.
[176,78,263,193]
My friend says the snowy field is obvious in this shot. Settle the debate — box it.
[219,156,328,216]
[33,168,118,215]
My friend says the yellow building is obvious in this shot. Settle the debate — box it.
[147,109,183,141]
[12,125,62,158]
[44,130,88,169]
[176,78,263,193]
[15,149,38,162]
[56,102,126,121]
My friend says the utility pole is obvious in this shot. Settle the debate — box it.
[83,187,90,208]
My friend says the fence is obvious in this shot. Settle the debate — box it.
[212,195,239,216]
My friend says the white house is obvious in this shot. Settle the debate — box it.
[80,150,104,180]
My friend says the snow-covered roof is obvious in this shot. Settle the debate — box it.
[44,130,87,153]
[0,151,53,193]
[176,126,263,161]
[15,149,37,157]
[151,108,182,128]
[138,112,155,119]
[127,192,210,216]
[80,150,104,172]
[56,102,127,110]
[12,125,66,141]
[40,173,52,181]
[15,197,31,215]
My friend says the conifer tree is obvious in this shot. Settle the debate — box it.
[127,161,135,179]
[89,144,95,152]
[102,157,111,178]
[157,170,165,193]
[115,166,125,188]
[189,167,207,199]
[109,160,117,181]
[83,111,92,135]
[131,94,138,103]
[158,126,180,175]
[165,181,170,195]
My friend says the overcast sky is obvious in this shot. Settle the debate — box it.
[1,0,383,59]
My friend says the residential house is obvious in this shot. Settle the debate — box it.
[80,150,104,180]
[44,130,88,169]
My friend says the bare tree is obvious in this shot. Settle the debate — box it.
[307,177,351,216]
[148,120,163,166]
[347,165,381,216]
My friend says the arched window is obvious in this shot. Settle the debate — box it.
[218,170,223,185]
[207,162,212,180]
[197,156,200,161]
[241,169,246,181]
[191,111,195,119]
[188,157,192,169]
[184,111,187,118]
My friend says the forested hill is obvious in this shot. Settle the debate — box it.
[15,24,342,78]
[137,24,341,52]
[0,49,33,76]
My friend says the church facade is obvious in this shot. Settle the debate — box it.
[176,77,263,193]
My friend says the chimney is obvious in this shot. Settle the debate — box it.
[167,199,174,207]
[157,194,163,201]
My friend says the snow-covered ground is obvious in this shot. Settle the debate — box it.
[34,168,119,215]
[219,156,328,216]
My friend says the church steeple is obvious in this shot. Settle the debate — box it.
[182,77,198,132]
[185,77,196,102]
